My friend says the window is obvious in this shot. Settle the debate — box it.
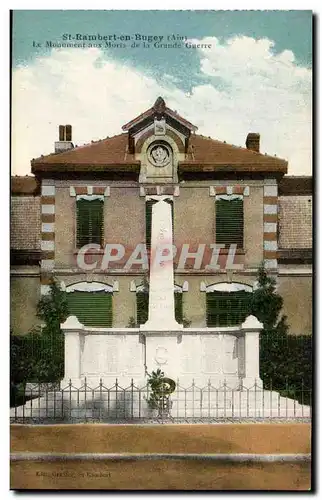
[136,290,149,326]
[136,290,182,326]
[66,291,112,327]
[206,291,250,327]
[76,198,104,248]
[145,198,174,251]
[216,197,244,249]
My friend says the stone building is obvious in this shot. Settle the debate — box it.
[10,97,312,336]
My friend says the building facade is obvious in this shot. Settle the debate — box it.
[11,97,312,336]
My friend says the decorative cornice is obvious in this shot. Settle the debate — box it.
[209,185,249,197]
[140,186,180,197]
[76,195,104,202]
[200,282,253,293]
[64,281,118,293]
[70,186,110,197]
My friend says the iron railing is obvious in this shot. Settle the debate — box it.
[10,378,311,424]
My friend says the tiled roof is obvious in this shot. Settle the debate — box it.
[31,132,287,174]
[180,135,288,172]
[11,176,39,195]
[31,134,138,171]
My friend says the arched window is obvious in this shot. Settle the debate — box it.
[205,282,252,327]
[65,282,114,327]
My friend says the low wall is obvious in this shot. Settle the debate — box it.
[61,315,262,388]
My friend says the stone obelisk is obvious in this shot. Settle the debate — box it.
[140,200,182,331]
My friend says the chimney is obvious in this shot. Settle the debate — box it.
[246,133,260,153]
[55,125,74,153]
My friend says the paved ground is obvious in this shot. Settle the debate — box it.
[11,459,311,490]
[11,423,311,454]
[11,423,311,490]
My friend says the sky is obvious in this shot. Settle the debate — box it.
[11,10,312,175]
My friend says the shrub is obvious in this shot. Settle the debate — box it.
[250,264,312,403]
[10,279,68,389]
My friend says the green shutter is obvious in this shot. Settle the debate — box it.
[145,199,174,251]
[206,291,250,327]
[216,198,244,248]
[76,199,104,247]
[175,292,183,323]
[137,291,149,325]
[66,291,112,327]
[76,200,90,248]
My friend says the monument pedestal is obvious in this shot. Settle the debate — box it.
[143,331,180,381]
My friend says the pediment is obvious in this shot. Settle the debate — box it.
[122,96,197,138]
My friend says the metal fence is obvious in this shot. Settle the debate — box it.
[10,378,311,423]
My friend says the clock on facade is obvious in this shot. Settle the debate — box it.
[148,144,170,167]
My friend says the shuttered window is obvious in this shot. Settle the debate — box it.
[76,199,104,248]
[145,199,174,251]
[136,291,149,326]
[216,198,244,248]
[174,293,183,323]
[66,291,112,327]
[206,291,250,327]
[136,291,182,325]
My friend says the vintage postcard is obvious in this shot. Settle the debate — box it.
[10,9,312,491]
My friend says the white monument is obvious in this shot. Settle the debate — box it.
[140,200,182,331]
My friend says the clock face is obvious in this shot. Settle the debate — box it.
[148,144,170,167]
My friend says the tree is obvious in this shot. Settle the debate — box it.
[37,279,69,331]
[250,264,287,332]
[33,279,69,381]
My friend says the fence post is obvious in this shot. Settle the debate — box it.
[241,315,263,389]
[60,316,84,386]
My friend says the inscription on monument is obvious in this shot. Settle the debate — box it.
[223,336,238,374]
[201,336,221,374]
[105,339,119,374]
